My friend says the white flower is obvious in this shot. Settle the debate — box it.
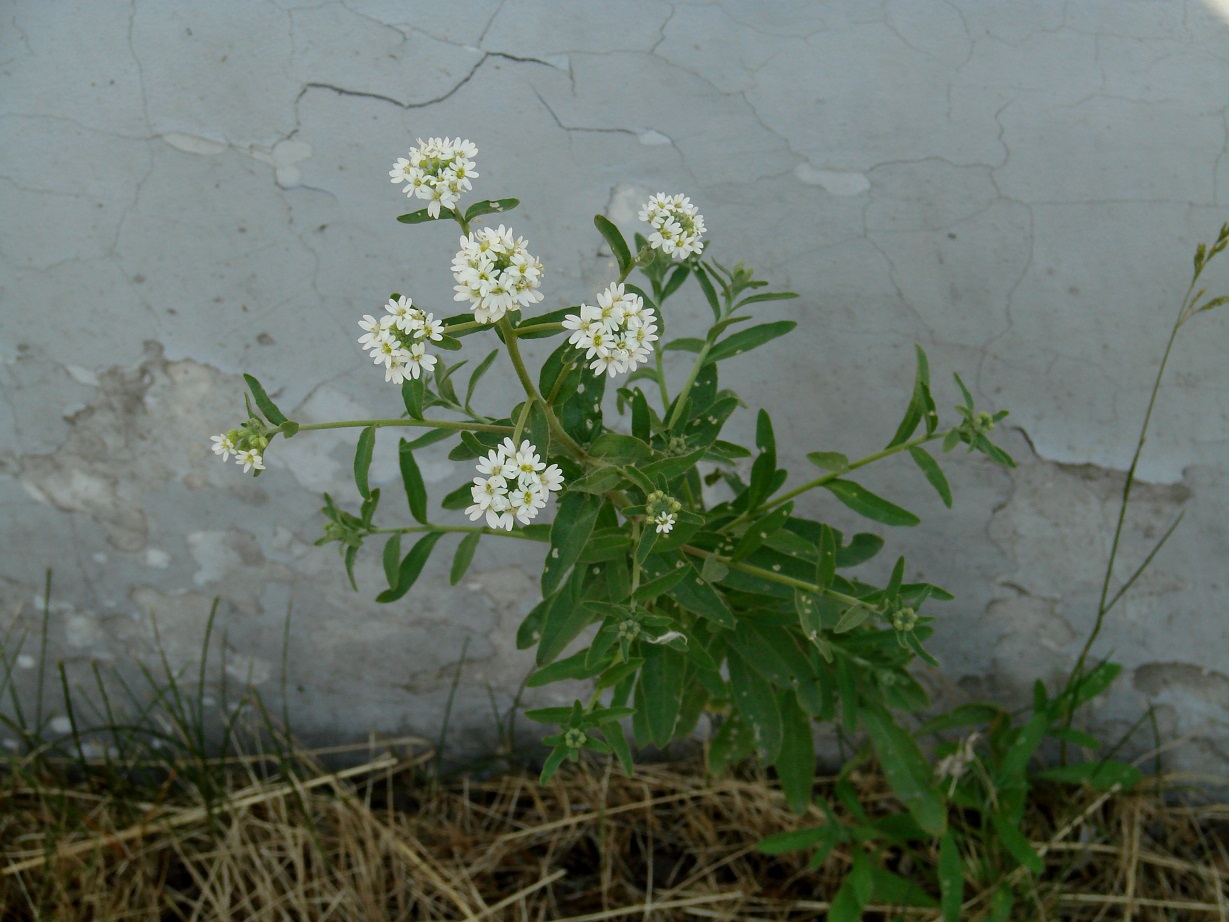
[536,464,565,494]
[452,225,544,323]
[507,485,547,524]
[460,438,562,529]
[403,341,437,379]
[391,137,478,216]
[235,448,264,473]
[563,283,659,380]
[639,193,705,260]
[653,511,676,534]
[359,295,441,386]
[211,433,236,461]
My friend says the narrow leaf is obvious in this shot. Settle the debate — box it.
[375,532,443,603]
[807,451,850,473]
[243,374,288,425]
[705,321,796,364]
[593,214,632,276]
[909,446,952,507]
[820,479,920,527]
[398,439,428,523]
[354,426,376,500]
[450,532,480,585]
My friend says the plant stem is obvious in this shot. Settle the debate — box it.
[295,418,512,434]
[665,339,716,430]
[512,321,565,336]
[498,316,585,457]
[681,545,865,609]
[1065,305,1187,706]
[370,524,544,542]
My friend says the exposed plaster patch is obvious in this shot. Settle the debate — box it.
[160,132,229,157]
[15,655,35,670]
[794,164,871,196]
[225,652,272,685]
[638,129,673,146]
[145,548,170,568]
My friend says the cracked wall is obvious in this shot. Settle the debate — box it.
[3,0,1229,773]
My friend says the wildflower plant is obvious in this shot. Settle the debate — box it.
[211,138,1018,828]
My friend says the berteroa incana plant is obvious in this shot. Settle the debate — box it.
[210,137,1015,829]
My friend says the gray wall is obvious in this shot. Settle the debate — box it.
[3,1,1228,773]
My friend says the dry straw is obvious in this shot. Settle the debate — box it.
[1,735,1227,921]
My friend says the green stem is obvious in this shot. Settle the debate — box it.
[681,545,864,609]
[665,339,715,430]
[296,418,512,434]
[726,430,946,531]
[498,316,585,457]
[512,321,565,336]
[1065,305,1187,707]
[444,320,485,337]
[370,524,543,542]
[653,343,671,414]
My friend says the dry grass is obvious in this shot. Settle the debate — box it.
[1,735,1226,922]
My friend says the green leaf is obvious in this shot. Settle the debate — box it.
[806,451,850,473]
[774,692,815,813]
[908,446,952,507]
[693,265,723,321]
[1065,660,1122,712]
[590,431,653,465]
[354,426,376,500]
[567,466,624,495]
[526,400,551,458]
[375,532,443,603]
[243,374,288,426]
[662,263,691,301]
[820,479,920,527]
[465,349,500,410]
[708,714,756,773]
[601,722,635,775]
[382,535,401,590]
[641,448,707,482]
[829,851,872,922]
[816,524,837,589]
[450,532,480,586]
[869,867,939,908]
[593,214,632,276]
[997,709,1049,785]
[728,649,783,762]
[397,206,453,224]
[663,336,705,353]
[401,377,425,419]
[538,745,569,784]
[918,703,1004,735]
[536,582,595,666]
[756,826,832,855]
[991,814,1044,875]
[938,831,964,922]
[1034,760,1141,790]
[403,427,455,452]
[465,197,519,222]
[734,290,799,309]
[665,561,736,628]
[705,321,796,364]
[637,644,685,747]
[541,493,603,596]
[398,439,428,524]
[888,345,937,447]
[527,647,605,687]
[862,706,946,837]
[833,605,870,634]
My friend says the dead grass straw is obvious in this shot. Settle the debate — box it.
[1,740,1226,921]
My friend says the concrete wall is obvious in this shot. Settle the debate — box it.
[3,0,1228,772]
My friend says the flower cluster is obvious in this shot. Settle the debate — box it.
[562,283,659,378]
[389,137,478,218]
[465,438,565,530]
[638,193,706,260]
[357,295,444,384]
[645,490,682,535]
[211,419,272,474]
[452,225,545,324]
